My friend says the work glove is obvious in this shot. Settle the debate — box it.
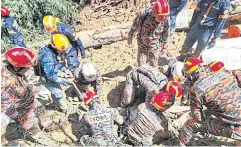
[207,39,216,49]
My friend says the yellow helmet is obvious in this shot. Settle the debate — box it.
[51,33,71,51]
[43,15,60,33]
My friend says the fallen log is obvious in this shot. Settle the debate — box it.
[28,23,131,50]
[94,0,124,12]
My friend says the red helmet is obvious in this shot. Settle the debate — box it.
[184,57,203,74]
[5,47,36,67]
[150,92,175,111]
[84,91,99,105]
[208,61,225,72]
[166,81,182,99]
[152,0,170,16]
[1,6,10,16]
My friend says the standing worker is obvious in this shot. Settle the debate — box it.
[179,0,231,61]
[127,0,170,67]
[43,15,86,73]
[1,6,26,47]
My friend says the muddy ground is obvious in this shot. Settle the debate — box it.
[3,0,239,146]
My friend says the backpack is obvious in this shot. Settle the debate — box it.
[33,47,55,76]
[33,48,45,76]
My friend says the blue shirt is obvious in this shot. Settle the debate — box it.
[190,0,231,38]
[39,45,67,84]
[2,16,21,39]
[57,22,85,57]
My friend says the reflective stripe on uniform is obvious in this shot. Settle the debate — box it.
[200,2,215,25]
[7,30,17,34]
[219,15,228,18]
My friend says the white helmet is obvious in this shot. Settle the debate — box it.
[171,61,185,82]
[82,63,97,82]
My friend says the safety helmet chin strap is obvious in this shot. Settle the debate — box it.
[8,63,25,72]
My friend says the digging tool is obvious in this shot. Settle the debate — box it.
[71,82,85,101]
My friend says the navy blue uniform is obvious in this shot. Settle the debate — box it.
[2,16,26,47]
[56,22,86,72]
[180,0,231,60]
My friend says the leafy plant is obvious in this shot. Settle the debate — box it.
[1,0,78,52]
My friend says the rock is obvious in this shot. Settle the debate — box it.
[51,130,67,142]
[60,121,78,142]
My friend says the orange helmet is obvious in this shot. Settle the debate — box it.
[152,0,170,16]
[1,6,10,16]
[150,92,175,111]
[5,47,36,67]
[84,91,99,106]
[184,57,203,74]
[208,61,225,72]
[166,81,182,99]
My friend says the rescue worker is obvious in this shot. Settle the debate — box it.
[126,82,182,146]
[70,63,103,100]
[38,33,74,112]
[179,0,231,61]
[79,91,124,146]
[43,15,85,73]
[1,6,26,47]
[1,47,54,138]
[179,57,241,146]
[169,0,188,34]
[127,0,170,67]
[120,65,169,108]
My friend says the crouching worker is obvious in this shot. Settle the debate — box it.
[69,63,103,100]
[1,47,54,138]
[120,65,169,108]
[79,91,124,146]
[179,57,241,146]
[125,81,182,146]
[37,34,74,112]
[1,6,26,47]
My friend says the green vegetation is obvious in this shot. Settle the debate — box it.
[1,0,78,52]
